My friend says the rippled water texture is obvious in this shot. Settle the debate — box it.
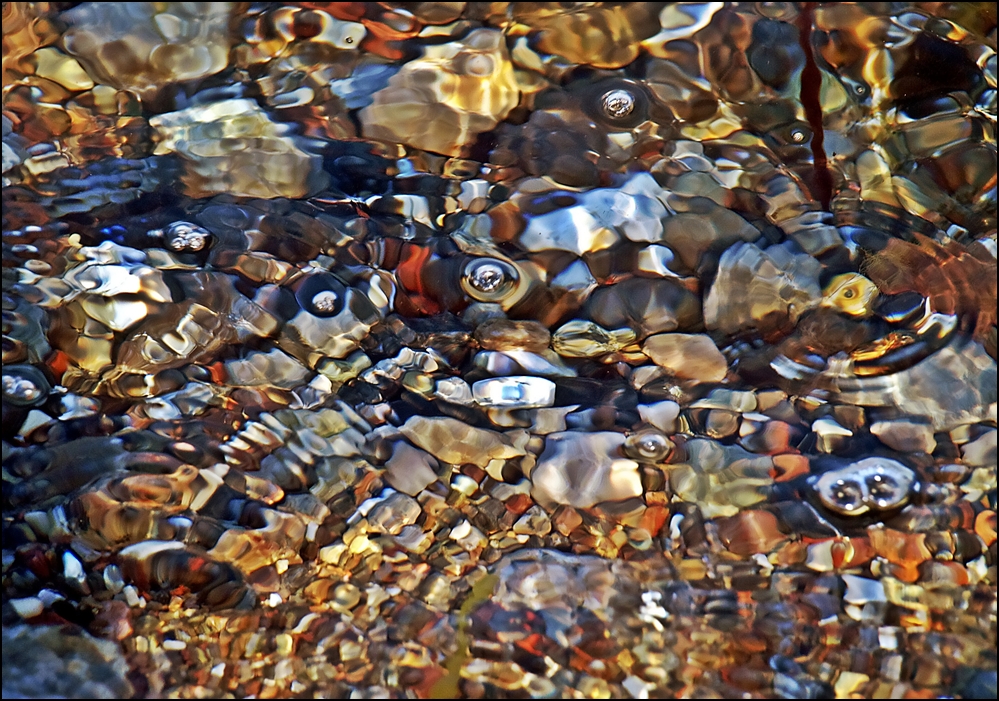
[2,2,997,699]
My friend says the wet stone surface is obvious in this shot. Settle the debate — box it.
[2,2,997,699]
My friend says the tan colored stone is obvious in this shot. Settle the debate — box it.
[150,99,327,199]
[871,420,937,454]
[62,3,233,98]
[398,416,526,468]
[642,333,727,382]
[360,29,519,156]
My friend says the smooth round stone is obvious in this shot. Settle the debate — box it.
[960,429,996,467]
[530,431,642,509]
[474,319,550,352]
[642,333,728,383]
[384,442,439,496]
[871,419,937,454]
[637,400,680,433]
[691,389,758,413]
[472,376,557,409]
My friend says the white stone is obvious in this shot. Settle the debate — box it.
[691,389,757,413]
[9,597,43,619]
[623,675,652,699]
[530,431,641,508]
[398,415,527,468]
[704,241,821,336]
[812,417,852,453]
[37,589,65,607]
[812,418,852,436]
[638,400,680,433]
[472,376,556,409]
[842,574,886,605]
[434,377,474,405]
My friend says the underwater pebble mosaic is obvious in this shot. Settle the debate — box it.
[2,2,997,699]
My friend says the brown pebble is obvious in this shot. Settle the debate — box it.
[716,510,788,557]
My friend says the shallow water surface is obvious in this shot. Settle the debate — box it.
[2,2,997,699]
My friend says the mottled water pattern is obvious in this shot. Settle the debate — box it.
[2,2,997,699]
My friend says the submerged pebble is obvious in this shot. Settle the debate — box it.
[529,431,642,509]
[704,241,822,336]
[472,376,556,409]
[642,333,729,382]
[359,29,519,156]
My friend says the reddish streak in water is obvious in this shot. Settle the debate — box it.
[796,2,833,211]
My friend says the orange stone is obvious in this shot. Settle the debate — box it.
[353,470,383,503]
[461,464,487,483]
[956,501,976,530]
[639,504,669,537]
[772,454,810,482]
[645,490,670,506]
[411,665,448,699]
[734,632,768,654]
[724,665,773,691]
[830,538,851,569]
[869,528,932,566]
[486,201,526,242]
[975,509,996,545]
[553,505,583,536]
[504,493,533,516]
[755,420,793,454]
[887,561,921,584]
[716,510,788,557]
[843,536,875,568]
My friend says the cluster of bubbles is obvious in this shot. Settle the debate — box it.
[814,457,917,516]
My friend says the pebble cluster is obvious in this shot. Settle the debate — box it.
[2,2,997,699]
